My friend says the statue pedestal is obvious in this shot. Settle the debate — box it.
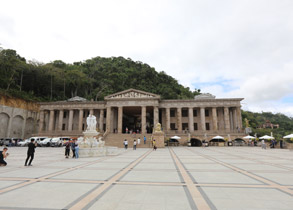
[78,129,118,157]
[153,132,165,148]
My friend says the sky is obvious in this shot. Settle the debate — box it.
[1,0,293,116]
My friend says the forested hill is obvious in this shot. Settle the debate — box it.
[0,49,200,102]
[242,111,293,139]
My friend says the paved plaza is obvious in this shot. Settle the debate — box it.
[0,146,292,210]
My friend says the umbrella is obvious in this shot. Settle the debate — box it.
[243,135,255,139]
[259,135,274,140]
[283,134,293,139]
[212,135,224,139]
[171,136,181,140]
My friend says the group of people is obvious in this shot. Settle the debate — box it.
[64,140,79,158]
[123,136,157,151]
[0,138,82,167]
[0,139,37,167]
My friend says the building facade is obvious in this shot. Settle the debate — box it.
[38,89,245,144]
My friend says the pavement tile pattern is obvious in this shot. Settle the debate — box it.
[0,146,292,210]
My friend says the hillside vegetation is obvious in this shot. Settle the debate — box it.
[0,49,200,102]
[242,111,293,139]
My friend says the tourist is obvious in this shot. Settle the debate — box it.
[124,139,128,150]
[144,136,146,144]
[0,147,9,166]
[137,137,141,145]
[261,139,266,149]
[64,141,70,158]
[126,127,128,134]
[280,139,283,148]
[75,143,79,159]
[153,140,157,151]
[133,140,137,150]
[25,139,37,166]
[71,140,76,158]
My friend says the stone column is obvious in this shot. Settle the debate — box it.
[153,106,159,127]
[236,106,242,130]
[141,106,146,134]
[21,111,27,139]
[106,107,111,133]
[200,107,206,131]
[188,107,194,132]
[177,108,182,132]
[90,109,94,115]
[166,108,170,132]
[233,108,237,131]
[6,108,15,137]
[78,109,84,131]
[212,107,218,131]
[38,110,45,133]
[58,110,64,131]
[48,110,55,131]
[99,109,104,132]
[224,107,230,131]
[68,109,74,131]
[118,107,123,133]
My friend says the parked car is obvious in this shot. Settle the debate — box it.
[2,138,13,146]
[18,139,30,147]
[18,137,48,147]
[51,137,68,147]
[40,138,52,147]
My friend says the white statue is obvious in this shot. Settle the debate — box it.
[86,114,97,131]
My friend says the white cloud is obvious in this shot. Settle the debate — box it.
[1,0,293,116]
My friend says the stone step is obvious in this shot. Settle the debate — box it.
[104,133,154,148]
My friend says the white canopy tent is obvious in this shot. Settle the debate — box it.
[259,135,274,140]
[243,135,255,139]
[283,134,293,139]
[212,135,224,139]
[170,136,181,140]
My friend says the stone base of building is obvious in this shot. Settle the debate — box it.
[152,133,165,148]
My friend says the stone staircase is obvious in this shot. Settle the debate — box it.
[104,133,153,148]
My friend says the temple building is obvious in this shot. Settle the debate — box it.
[37,89,245,146]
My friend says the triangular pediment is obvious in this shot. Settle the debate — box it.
[105,89,160,100]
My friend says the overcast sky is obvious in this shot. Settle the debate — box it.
[1,0,293,116]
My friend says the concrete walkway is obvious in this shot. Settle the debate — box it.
[0,146,292,210]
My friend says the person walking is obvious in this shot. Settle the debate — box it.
[124,139,128,150]
[75,143,79,159]
[0,147,8,166]
[137,137,141,146]
[71,140,76,158]
[153,140,157,151]
[144,136,146,144]
[65,141,70,158]
[133,140,137,150]
[261,139,266,149]
[25,139,37,166]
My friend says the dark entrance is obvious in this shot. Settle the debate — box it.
[123,107,141,133]
[122,106,153,134]
[190,138,202,147]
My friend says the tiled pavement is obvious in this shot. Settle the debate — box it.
[0,146,292,210]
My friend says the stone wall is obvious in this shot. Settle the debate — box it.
[0,95,39,139]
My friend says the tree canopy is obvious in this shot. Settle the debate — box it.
[0,49,200,101]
